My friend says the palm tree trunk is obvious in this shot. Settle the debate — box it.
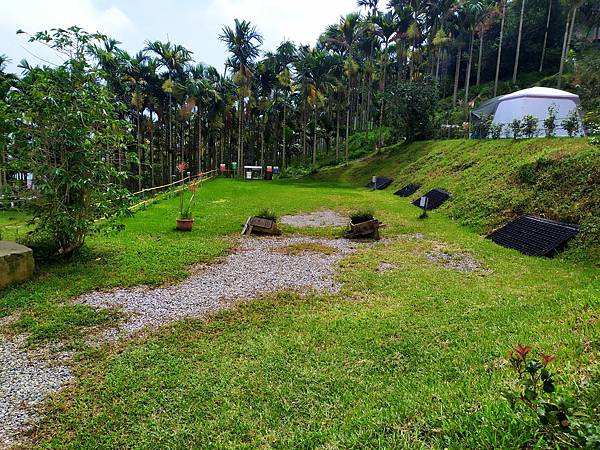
[566,6,578,59]
[539,0,552,72]
[302,99,307,162]
[137,108,142,192]
[335,99,340,162]
[476,29,484,86]
[345,78,351,164]
[453,44,462,107]
[282,101,287,169]
[378,48,388,149]
[198,111,203,173]
[149,114,154,188]
[261,120,265,168]
[238,98,243,177]
[169,93,173,177]
[0,141,6,188]
[312,106,318,169]
[465,30,475,107]
[494,1,506,97]
[513,0,526,84]
[558,9,571,88]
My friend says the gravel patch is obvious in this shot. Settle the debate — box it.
[425,246,489,273]
[79,237,363,339]
[281,210,347,228]
[377,262,399,273]
[0,338,73,449]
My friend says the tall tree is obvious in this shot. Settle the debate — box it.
[219,19,263,175]
[512,0,526,84]
[494,0,507,96]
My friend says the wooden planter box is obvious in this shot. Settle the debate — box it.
[241,216,281,236]
[346,219,383,239]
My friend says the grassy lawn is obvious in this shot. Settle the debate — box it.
[2,177,599,448]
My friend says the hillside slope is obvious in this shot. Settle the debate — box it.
[313,138,599,262]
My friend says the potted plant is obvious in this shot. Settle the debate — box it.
[175,162,199,231]
[346,210,383,239]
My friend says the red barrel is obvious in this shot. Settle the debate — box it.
[266,166,273,173]
[219,163,226,173]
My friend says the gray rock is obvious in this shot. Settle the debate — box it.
[0,241,34,289]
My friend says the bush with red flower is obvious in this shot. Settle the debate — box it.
[176,162,199,220]
[503,344,600,447]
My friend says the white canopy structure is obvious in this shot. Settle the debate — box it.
[471,87,585,138]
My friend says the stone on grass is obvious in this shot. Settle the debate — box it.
[0,241,34,289]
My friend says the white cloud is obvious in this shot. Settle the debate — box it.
[1,0,359,72]
[208,0,357,47]
[0,0,132,34]
[1,0,132,69]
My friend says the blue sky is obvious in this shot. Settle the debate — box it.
[1,0,357,73]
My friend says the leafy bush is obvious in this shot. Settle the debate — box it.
[521,115,539,139]
[471,115,494,139]
[503,345,600,448]
[562,109,581,137]
[10,28,131,256]
[544,105,558,137]
[489,122,504,139]
[509,119,522,140]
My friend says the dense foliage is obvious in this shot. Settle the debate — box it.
[0,0,596,188]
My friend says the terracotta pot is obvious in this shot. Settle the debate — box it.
[176,218,194,231]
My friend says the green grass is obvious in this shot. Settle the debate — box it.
[0,179,388,343]
[1,160,598,447]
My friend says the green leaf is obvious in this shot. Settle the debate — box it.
[543,381,555,394]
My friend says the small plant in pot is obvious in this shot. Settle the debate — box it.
[176,162,199,231]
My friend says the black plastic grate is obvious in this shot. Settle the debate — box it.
[487,216,579,257]
[366,177,393,190]
[412,189,451,210]
[394,183,421,197]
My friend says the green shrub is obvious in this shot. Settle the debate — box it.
[543,105,558,138]
[562,109,581,137]
[509,119,522,140]
[521,115,539,139]
[10,28,131,256]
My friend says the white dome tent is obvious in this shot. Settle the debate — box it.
[471,87,585,138]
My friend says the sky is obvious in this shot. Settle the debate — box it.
[0,0,358,74]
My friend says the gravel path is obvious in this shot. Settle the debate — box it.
[79,236,362,339]
[281,210,347,228]
[0,338,73,449]
[425,246,490,273]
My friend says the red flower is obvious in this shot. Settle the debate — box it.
[513,344,532,361]
[176,162,189,174]
[540,352,556,366]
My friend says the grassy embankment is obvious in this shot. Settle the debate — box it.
[313,137,600,262]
